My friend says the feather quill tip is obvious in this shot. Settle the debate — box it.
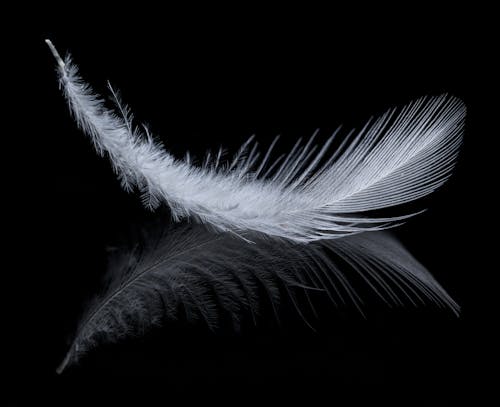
[55,351,71,375]
[45,39,65,69]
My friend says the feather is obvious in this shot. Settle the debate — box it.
[46,40,465,243]
[55,220,458,373]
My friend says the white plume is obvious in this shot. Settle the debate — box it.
[46,40,465,242]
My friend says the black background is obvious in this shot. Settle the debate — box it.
[7,6,493,406]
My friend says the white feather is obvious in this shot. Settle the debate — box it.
[46,40,465,242]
